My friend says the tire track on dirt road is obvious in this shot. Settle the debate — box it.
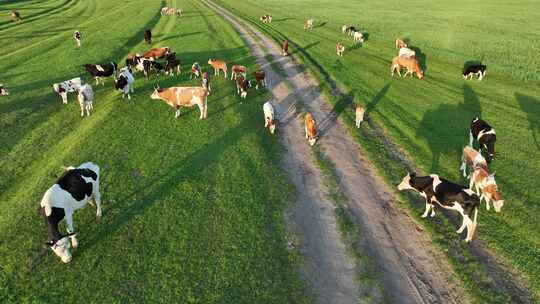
[203,1,467,303]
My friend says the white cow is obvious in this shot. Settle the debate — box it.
[263,101,276,134]
[77,84,94,117]
[39,162,101,263]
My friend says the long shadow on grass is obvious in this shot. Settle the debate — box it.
[417,84,481,172]
[515,93,540,150]
[409,45,427,73]
[365,83,391,116]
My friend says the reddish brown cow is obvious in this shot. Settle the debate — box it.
[143,47,170,59]
[253,70,266,89]
[231,65,247,80]
[391,56,423,79]
[282,40,289,56]
[150,86,208,119]
[304,113,317,146]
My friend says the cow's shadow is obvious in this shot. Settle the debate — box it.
[516,93,540,150]
[417,84,481,172]
[409,45,427,73]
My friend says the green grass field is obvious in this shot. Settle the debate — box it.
[214,0,540,299]
[0,0,308,302]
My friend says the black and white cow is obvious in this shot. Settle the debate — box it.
[398,172,480,242]
[83,62,117,85]
[469,117,496,163]
[463,64,486,81]
[52,77,82,104]
[73,30,81,48]
[144,29,152,44]
[165,52,181,76]
[39,162,101,263]
[0,84,9,96]
[114,67,135,99]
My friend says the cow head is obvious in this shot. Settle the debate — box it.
[150,85,163,99]
[397,172,415,191]
[0,85,9,96]
[46,234,76,263]
[208,59,214,65]
[267,117,276,134]
[485,174,504,212]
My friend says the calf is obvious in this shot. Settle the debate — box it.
[460,145,487,177]
[463,64,487,81]
[39,162,102,263]
[202,72,211,93]
[73,31,81,48]
[304,113,318,146]
[208,59,227,78]
[160,7,170,15]
[77,84,94,117]
[398,173,480,242]
[470,169,504,212]
[231,65,247,80]
[143,47,170,60]
[353,31,364,43]
[263,101,276,134]
[150,86,208,119]
[165,52,181,76]
[176,9,182,16]
[355,105,365,128]
[282,40,289,56]
[83,62,117,85]
[253,69,266,89]
[53,77,83,104]
[336,43,345,57]
[144,29,152,44]
[114,67,135,99]
[11,11,22,22]
[304,19,314,30]
[260,14,272,23]
[191,62,201,79]
[469,117,496,163]
[391,56,423,79]
[398,47,415,58]
[395,38,407,49]
[0,84,9,96]
[235,75,250,98]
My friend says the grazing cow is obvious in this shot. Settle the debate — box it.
[39,162,102,263]
[165,52,181,76]
[260,14,272,23]
[304,19,314,30]
[469,117,496,163]
[73,31,81,48]
[160,7,169,15]
[208,59,227,78]
[395,38,407,49]
[142,60,164,78]
[341,25,349,34]
[460,146,487,177]
[263,101,276,134]
[355,105,365,128]
[114,67,135,99]
[353,31,364,43]
[253,69,266,89]
[191,62,201,79]
[176,9,182,16]
[398,173,480,242]
[0,84,9,96]
[346,26,357,36]
[77,84,94,117]
[144,29,152,44]
[398,47,415,58]
[235,75,250,98]
[304,113,318,146]
[202,72,211,93]
[53,77,83,104]
[161,7,178,15]
[231,65,247,80]
[83,62,117,85]
[463,64,487,81]
[150,86,208,119]
[470,169,504,212]
[336,42,345,57]
[10,11,22,22]
[282,40,289,56]
[391,56,424,79]
[143,47,170,60]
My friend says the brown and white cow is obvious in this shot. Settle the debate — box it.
[143,47,170,60]
[11,11,22,22]
[355,105,365,128]
[470,168,504,213]
[304,19,314,30]
[150,86,208,119]
[235,75,250,98]
[231,65,247,80]
[460,146,487,177]
[391,56,423,79]
[282,40,289,56]
[260,14,272,23]
[208,59,228,78]
[263,101,276,134]
[395,38,407,49]
[253,70,266,89]
[336,43,345,57]
[304,113,318,146]
[1,84,10,96]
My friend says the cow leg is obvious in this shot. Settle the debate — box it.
[469,131,474,147]
[175,106,181,119]
[456,215,467,234]
[421,201,431,218]
[460,160,467,177]
[467,207,479,242]
[65,212,78,248]
[93,182,102,218]
[305,125,309,139]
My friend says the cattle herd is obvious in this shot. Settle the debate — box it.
[1,8,500,263]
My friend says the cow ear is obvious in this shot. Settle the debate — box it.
[409,172,416,177]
